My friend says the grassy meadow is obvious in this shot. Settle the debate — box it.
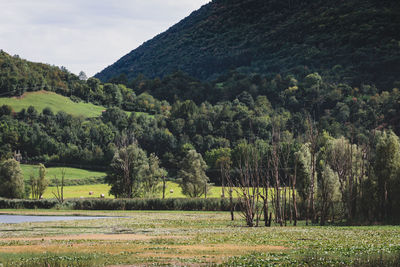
[0,91,105,117]
[0,210,399,266]
[21,164,105,183]
[41,182,235,199]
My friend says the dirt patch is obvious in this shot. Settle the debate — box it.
[174,243,287,252]
[0,235,287,265]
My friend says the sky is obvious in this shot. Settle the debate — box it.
[0,0,210,77]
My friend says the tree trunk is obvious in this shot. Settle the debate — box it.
[162,175,166,199]
[284,185,287,226]
[230,188,234,221]
[263,197,269,227]
[289,178,292,224]
[221,165,225,198]
[268,212,273,227]
[310,151,316,223]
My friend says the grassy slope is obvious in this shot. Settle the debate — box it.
[21,164,105,183]
[0,91,105,117]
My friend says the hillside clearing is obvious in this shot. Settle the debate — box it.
[21,164,105,186]
[0,91,105,117]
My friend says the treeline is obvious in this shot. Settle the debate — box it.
[220,128,400,226]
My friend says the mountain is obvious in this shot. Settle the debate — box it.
[96,0,400,90]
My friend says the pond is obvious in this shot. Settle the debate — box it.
[0,214,109,224]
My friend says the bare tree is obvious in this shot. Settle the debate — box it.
[280,131,294,226]
[306,117,319,224]
[52,169,65,204]
[292,154,299,226]
[260,158,271,226]
[230,142,263,227]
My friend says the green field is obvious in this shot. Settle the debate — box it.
[0,210,399,266]
[21,164,106,186]
[42,182,226,199]
[41,181,262,199]
[43,184,110,199]
[0,91,105,117]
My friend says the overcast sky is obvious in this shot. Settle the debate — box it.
[0,0,210,77]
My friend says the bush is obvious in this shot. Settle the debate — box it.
[0,198,58,209]
[0,197,240,211]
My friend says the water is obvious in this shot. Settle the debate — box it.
[0,214,108,224]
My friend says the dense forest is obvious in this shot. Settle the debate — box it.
[96,0,400,91]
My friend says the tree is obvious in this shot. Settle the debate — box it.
[178,149,209,198]
[231,141,263,227]
[78,71,88,81]
[106,142,149,198]
[373,130,400,221]
[30,163,49,199]
[305,117,319,224]
[325,136,362,221]
[205,147,232,197]
[142,153,167,197]
[52,168,66,204]
[295,143,313,219]
[318,163,340,225]
[0,159,25,199]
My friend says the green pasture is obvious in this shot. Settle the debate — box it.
[0,91,105,117]
[41,182,222,199]
[41,181,280,200]
[21,164,105,185]
[43,184,110,199]
[0,210,399,266]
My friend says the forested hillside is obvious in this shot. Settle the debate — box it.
[0,50,76,97]
[96,0,400,91]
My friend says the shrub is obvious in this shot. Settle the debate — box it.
[0,197,240,211]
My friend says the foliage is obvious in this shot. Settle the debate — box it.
[317,163,340,225]
[30,163,48,199]
[0,197,239,211]
[178,149,210,198]
[0,159,25,199]
[142,153,167,197]
[106,142,149,198]
[373,130,400,221]
[106,141,166,198]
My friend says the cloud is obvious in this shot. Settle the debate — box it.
[0,0,210,77]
